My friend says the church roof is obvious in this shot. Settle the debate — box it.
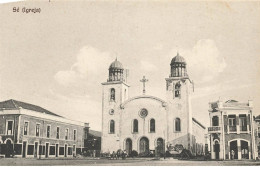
[0,99,63,117]
[109,58,124,69]
[171,52,186,65]
[192,117,206,129]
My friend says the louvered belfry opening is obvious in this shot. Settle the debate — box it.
[170,53,187,77]
[108,58,124,82]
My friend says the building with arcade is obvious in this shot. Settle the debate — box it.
[0,99,89,158]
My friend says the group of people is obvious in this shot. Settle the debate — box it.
[109,150,128,160]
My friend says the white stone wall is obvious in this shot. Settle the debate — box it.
[119,98,167,152]
[166,79,193,150]
[192,121,206,155]
[101,82,129,153]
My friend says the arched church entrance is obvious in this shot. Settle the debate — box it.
[139,137,149,154]
[125,138,132,155]
[156,138,164,157]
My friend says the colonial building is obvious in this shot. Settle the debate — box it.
[253,115,260,159]
[101,53,206,156]
[208,99,256,160]
[0,99,89,158]
[86,130,101,151]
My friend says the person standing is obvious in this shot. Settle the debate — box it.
[231,150,235,160]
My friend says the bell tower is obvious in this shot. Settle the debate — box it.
[101,58,129,152]
[165,52,194,151]
[166,52,192,101]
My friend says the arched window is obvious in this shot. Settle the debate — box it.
[175,83,181,98]
[212,116,219,126]
[110,88,115,101]
[109,120,115,134]
[175,118,181,132]
[150,119,155,133]
[133,119,138,133]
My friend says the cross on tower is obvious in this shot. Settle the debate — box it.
[140,76,148,95]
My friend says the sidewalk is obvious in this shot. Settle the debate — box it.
[1,157,260,166]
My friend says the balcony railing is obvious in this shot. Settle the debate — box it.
[240,126,247,132]
[208,126,221,133]
[229,126,237,132]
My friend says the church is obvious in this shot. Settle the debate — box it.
[101,53,206,156]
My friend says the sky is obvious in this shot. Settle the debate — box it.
[0,1,260,131]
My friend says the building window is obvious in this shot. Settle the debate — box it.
[36,124,40,137]
[150,118,155,133]
[109,120,115,134]
[110,88,115,101]
[175,118,181,132]
[239,115,247,131]
[47,125,51,138]
[65,128,69,140]
[175,83,181,98]
[24,122,29,136]
[133,119,138,133]
[212,116,219,126]
[6,121,14,135]
[228,115,236,132]
[84,130,88,139]
[56,127,60,139]
[73,130,77,141]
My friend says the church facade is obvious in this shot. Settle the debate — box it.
[101,53,206,156]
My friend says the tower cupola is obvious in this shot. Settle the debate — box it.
[108,58,124,82]
[170,52,188,77]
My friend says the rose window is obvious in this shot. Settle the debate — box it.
[139,108,148,118]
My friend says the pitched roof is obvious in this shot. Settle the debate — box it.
[89,129,101,137]
[225,100,238,103]
[0,99,62,117]
[192,117,206,129]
